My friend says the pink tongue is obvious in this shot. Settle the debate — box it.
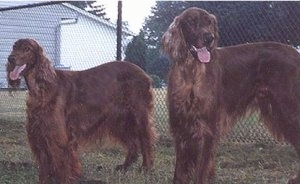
[197,47,211,63]
[9,64,26,80]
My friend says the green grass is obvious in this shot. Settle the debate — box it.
[0,91,26,122]
[0,90,299,183]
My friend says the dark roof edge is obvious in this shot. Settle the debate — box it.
[0,1,65,11]
[0,1,135,36]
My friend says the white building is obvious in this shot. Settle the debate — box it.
[0,1,134,87]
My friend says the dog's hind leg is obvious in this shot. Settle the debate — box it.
[115,139,139,172]
[136,110,155,171]
[258,93,300,184]
[113,111,140,172]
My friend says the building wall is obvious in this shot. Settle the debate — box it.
[0,4,73,87]
[0,3,126,87]
[59,14,118,71]
[0,4,72,64]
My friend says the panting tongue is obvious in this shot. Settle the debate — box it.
[9,64,26,80]
[196,47,211,63]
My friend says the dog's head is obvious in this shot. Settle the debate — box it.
[6,38,43,88]
[161,7,219,63]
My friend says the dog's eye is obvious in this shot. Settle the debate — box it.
[23,46,30,52]
[203,17,212,26]
[186,17,197,27]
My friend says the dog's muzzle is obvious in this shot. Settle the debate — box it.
[188,33,214,63]
[8,55,16,64]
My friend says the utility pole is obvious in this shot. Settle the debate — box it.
[116,1,122,61]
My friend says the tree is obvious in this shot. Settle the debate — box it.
[141,1,300,82]
[67,1,92,9]
[144,1,300,47]
[68,1,109,20]
[142,2,188,80]
[87,3,110,21]
[147,52,170,81]
[143,1,188,47]
[124,31,147,71]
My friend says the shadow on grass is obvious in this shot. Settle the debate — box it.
[79,179,107,184]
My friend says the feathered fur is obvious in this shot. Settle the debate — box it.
[162,7,300,184]
[6,38,156,184]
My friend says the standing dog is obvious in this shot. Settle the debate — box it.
[162,7,300,184]
[6,38,156,184]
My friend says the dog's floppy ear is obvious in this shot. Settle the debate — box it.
[211,14,219,48]
[28,39,57,95]
[35,43,56,85]
[34,41,44,64]
[161,15,188,63]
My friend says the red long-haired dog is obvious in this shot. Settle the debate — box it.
[162,7,300,184]
[6,38,156,184]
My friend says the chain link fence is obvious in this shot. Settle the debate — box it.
[153,89,278,144]
[1,2,299,145]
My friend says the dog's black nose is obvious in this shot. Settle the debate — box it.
[203,33,214,46]
[8,55,15,63]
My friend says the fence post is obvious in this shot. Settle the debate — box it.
[116,1,122,61]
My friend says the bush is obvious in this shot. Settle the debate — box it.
[150,75,162,88]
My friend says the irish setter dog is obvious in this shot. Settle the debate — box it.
[161,7,300,184]
[6,38,156,184]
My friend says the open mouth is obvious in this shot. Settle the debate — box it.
[9,64,27,80]
[190,46,211,63]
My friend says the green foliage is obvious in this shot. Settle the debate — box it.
[143,1,188,47]
[67,1,92,9]
[124,31,147,71]
[147,52,170,81]
[87,4,110,21]
[68,1,110,21]
[187,1,300,46]
[150,74,162,88]
[124,31,170,80]
[141,1,300,81]
[144,1,300,47]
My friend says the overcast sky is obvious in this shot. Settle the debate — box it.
[98,0,156,34]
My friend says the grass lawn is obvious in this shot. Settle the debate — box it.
[0,90,298,183]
